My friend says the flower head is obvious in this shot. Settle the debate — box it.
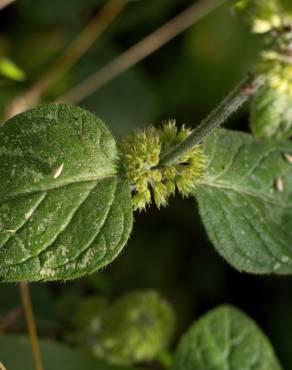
[120,121,206,211]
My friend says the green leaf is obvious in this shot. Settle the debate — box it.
[281,0,292,12]
[250,85,292,140]
[0,104,133,281]
[0,58,26,82]
[0,335,140,370]
[196,129,292,274]
[172,305,283,370]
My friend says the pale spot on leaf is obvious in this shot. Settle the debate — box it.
[53,163,64,179]
[275,177,284,192]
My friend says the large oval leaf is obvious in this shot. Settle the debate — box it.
[0,104,133,281]
[0,335,140,370]
[172,305,282,370]
[196,129,292,274]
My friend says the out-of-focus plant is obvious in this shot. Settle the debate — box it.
[0,57,26,82]
[74,290,175,366]
[232,0,292,139]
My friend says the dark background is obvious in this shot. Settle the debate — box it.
[0,0,291,367]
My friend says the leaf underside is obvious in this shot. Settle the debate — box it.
[0,104,133,281]
[196,129,292,274]
[172,306,282,370]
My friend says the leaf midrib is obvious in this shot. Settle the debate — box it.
[0,173,118,205]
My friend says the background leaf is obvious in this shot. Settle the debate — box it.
[88,290,175,366]
[196,129,292,274]
[0,335,140,370]
[0,58,26,82]
[172,305,283,370]
[250,80,292,140]
[0,104,133,281]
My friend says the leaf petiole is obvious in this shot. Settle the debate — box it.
[20,283,44,370]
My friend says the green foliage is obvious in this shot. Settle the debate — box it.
[2,103,292,280]
[16,0,104,27]
[87,290,175,366]
[0,335,140,370]
[58,40,157,138]
[165,6,261,116]
[0,104,133,281]
[73,296,108,331]
[1,0,292,368]
[196,129,292,274]
[171,305,282,370]
[280,0,292,13]
[0,58,26,82]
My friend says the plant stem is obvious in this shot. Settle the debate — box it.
[59,0,226,104]
[0,0,15,11]
[20,282,44,370]
[0,362,7,370]
[158,74,266,168]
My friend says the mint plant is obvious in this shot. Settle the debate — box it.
[0,104,133,281]
[1,79,291,280]
[1,0,292,369]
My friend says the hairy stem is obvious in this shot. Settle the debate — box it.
[158,74,266,168]
[20,282,43,370]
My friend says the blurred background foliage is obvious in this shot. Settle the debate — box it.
[0,0,291,369]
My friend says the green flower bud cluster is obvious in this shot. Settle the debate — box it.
[251,55,292,139]
[87,290,175,366]
[231,0,292,33]
[119,121,206,211]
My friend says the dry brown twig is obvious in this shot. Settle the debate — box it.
[4,0,127,120]
[0,0,15,11]
[59,0,226,104]
[4,0,225,120]
[20,282,43,370]
[0,362,7,370]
